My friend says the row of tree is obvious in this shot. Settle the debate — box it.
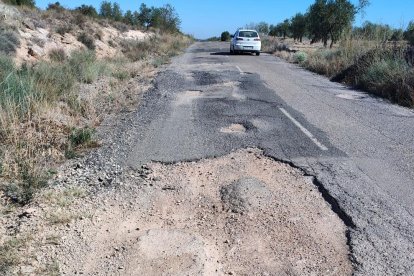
[249,0,413,47]
[10,0,181,34]
[95,2,180,33]
[3,0,35,7]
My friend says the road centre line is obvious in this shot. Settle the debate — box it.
[279,107,329,151]
[235,66,243,74]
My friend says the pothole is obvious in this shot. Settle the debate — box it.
[220,123,247,133]
[336,92,366,100]
[192,71,220,86]
[174,90,203,106]
[46,149,353,276]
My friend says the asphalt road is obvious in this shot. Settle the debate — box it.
[127,42,414,275]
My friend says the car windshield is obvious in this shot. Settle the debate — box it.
[238,31,258,38]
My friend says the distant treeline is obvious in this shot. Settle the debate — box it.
[3,1,182,33]
[244,0,414,47]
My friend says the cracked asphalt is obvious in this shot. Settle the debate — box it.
[127,42,414,275]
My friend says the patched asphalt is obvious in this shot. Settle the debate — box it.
[126,42,414,275]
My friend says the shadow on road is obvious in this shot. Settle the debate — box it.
[210,52,258,56]
[210,52,231,56]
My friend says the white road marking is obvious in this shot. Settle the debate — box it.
[279,107,329,151]
[235,66,243,74]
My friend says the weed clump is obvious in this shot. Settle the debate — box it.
[0,29,20,55]
[294,51,307,64]
[77,32,96,50]
[334,48,414,106]
[65,127,96,159]
[55,25,73,36]
[48,48,66,62]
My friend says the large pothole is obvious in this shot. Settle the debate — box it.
[44,149,352,275]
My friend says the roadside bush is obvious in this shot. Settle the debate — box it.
[221,31,231,42]
[47,2,65,12]
[68,50,108,83]
[0,30,20,55]
[77,32,96,50]
[55,25,72,36]
[121,39,152,61]
[69,127,95,147]
[3,0,35,7]
[359,58,414,106]
[0,60,38,121]
[72,14,87,28]
[293,51,307,63]
[75,5,98,18]
[3,166,48,204]
[0,53,100,204]
[65,127,96,159]
[330,47,414,107]
[48,48,66,62]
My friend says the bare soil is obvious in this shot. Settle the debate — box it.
[24,149,352,275]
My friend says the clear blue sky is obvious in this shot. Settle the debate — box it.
[35,0,414,39]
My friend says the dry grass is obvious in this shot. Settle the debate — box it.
[266,36,414,107]
[121,33,192,62]
[0,235,33,275]
[42,187,87,207]
[0,30,192,204]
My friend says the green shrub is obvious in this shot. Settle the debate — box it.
[112,69,129,81]
[4,170,48,204]
[77,32,96,50]
[359,58,414,106]
[48,48,66,62]
[0,238,21,274]
[69,127,95,147]
[0,56,77,124]
[47,2,65,12]
[65,127,95,159]
[121,39,152,61]
[75,5,98,18]
[294,51,307,63]
[0,30,20,55]
[68,50,108,83]
[55,25,72,36]
[3,0,35,7]
[221,31,231,42]
[0,62,38,120]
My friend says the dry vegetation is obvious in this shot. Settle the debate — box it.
[263,36,414,107]
[0,3,192,206]
[0,2,192,273]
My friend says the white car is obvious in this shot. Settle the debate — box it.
[230,29,261,56]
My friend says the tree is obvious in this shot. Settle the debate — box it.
[279,19,291,38]
[404,21,414,45]
[76,5,98,18]
[257,22,269,35]
[308,0,356,48]
[100,1,112,19]
[268,24,278,36]
[150,4,181,33]
[112,2,123,21]
[353,21,393,41]
[47,2,64,11]
[123,10,135,25]
[4,0,35,7]
[390,29,404,41]
[138,3,152,28]
[268,20,290,38]
[221,31,231,41]
[290,13,307,42]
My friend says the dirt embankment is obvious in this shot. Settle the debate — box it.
[0,2,151,65]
